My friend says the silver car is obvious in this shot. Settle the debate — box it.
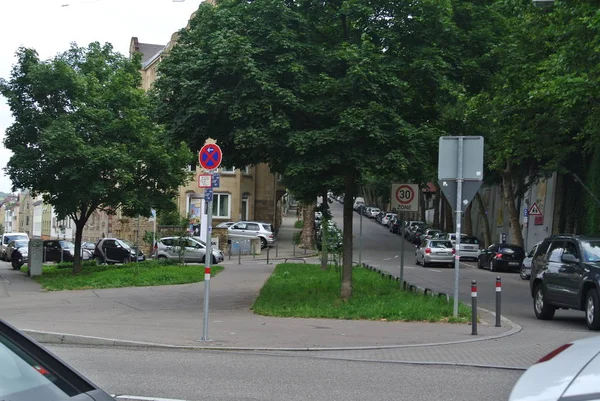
[228,221,275,249]
[156,236,224,264]
[520,241,541,280]
[415,239,455,267]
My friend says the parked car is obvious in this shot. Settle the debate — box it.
[42,240,92,263]
[404,221,425,238]
[456,236,482,261]
[1,232,29,261]
[530,235,600,330]
[410,227,427,245]
[375,211,385,223]
[477,243,525,272]
[520,241,541,280]
[422,228,442,242]
[353,197,365,211]
[509,335,600,401]
[156,236,224,264]
[216,221,236,229]
[406,225,424,242]
[381,213,395,227]
[0,318,116,401]
[228,221,275,249]
[81,241,96,252]
[389,216,403,234]
[94,238,145,264]
[7,239,29,270]
[368,207,381,219]
[415,239,455,267]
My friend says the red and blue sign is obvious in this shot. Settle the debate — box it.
[199,143,222,171]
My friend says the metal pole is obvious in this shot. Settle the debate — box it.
[135,215,141,263]
[293,239,296,256]
[238,245,241,265]
[453,137,464,318]
[471,280,477,335]
[152,210,157,259]
[267,247,271,265]
[359,208,363,265]
[495,276,502,327]
[276,241,278,258]
[201,191,213,342]
[399,212,405,287]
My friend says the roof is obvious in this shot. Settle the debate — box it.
[129,37,165,65]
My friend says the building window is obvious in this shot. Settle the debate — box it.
[212,194,230,218]
[26,216,29,225]
[221,166,235,174]
[243,166,251,175]
[189,162,196,172]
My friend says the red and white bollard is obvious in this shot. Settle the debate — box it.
[496,276,502,327]
[471,280,477,335]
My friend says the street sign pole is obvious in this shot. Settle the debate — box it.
[359,209,363,265]
[201,180,213,342]
[399,212,405,287]
[453,138,464,318]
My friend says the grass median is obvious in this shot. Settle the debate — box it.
[252,263,470,323]
[22,259,224,291]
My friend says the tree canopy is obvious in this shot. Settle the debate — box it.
[0,42,192,271]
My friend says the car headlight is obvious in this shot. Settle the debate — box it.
[69,249,75,255]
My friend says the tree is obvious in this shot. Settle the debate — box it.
[153,0,465,299]
[0,43,192,273]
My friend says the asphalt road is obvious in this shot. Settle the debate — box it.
[329,202,589,331]
[49,344,522,401]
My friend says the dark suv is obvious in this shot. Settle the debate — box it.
[530,235,600,330]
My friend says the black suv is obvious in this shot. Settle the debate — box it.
[94,238,145,264]
[530,235,600,330]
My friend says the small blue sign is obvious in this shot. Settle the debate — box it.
[151,209,157,218]
[212,174,220,188]
[524,208,528,217]
[204,188,213,202]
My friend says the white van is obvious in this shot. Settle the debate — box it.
[353,197,365,210]
[1,232,29,261]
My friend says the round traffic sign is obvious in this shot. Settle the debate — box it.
[395,185,415,205]
[199,143,223,170]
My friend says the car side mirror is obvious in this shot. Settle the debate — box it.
[561,254,579,264]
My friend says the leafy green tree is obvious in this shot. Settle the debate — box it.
[0,43,192,273]
[153,0,469,299]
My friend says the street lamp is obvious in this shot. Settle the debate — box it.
[532,0,554,7]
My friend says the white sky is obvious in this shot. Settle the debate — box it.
[0,0,205,194]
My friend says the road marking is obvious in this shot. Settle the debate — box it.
[371,264,381,267]
[430,269,442,273]
[113,396,188,401]
[404,266,414,270]
[394,255,399,258]
[383,258,392,261]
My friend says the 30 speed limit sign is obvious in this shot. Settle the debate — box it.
[391,183,419,212]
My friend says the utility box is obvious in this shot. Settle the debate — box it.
[28,239,43,277]
[251,238,262,256]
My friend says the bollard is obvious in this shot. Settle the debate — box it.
[276,241,278,258]
[495,276,502,327]
[238,247,241,265]
[471,280,478,335]
[228,246,232,260]
[304,244,306,254]
[267,247,271,265]
[293,241,296,256]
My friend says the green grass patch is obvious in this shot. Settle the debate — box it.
[293,232,302,244]
[22,259,224,291]
[294,220,304,229]
[252,264,470,323]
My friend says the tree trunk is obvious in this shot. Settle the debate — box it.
[321,189,329,270]
[502,163,524,247]
[464,202,473,236]
[341,173,354,300]
[73,220,85,274]
[433,187,440,229]
[301,203,315,249]
[553,173,565,234]
[420,190,426,223]
[474,191,492,247]
[444,195,454,232]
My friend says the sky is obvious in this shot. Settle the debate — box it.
[0,0,205,194]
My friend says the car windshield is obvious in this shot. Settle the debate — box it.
[14,240,28,248]
[261,224,273,233]
[4,235,27,244]
[59,241,74,249]
[462,237,480,244]
[499,245,523,254]
[430,241,453,249]
[582,241,600,263]
[118,239,134,249]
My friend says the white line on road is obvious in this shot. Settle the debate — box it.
[429,269,442,273]
[394,255,399,258]
[383,258,392,261]
[404,266,414,270]
[114,396,187,401]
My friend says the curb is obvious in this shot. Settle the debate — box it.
[22,312,521,352]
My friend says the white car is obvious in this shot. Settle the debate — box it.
[509,335,600,401]
[381,213,395,226]
[520,241,541,280]
[368,207,381,218]
[415,239,455,267]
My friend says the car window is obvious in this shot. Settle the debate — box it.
[462,237,480,245]
[233,223,246,230]
[581,241,600,263]
[430,241,453,249]
[528,244,538,258]
[59,241,74,249]
[563,242,580,260]
[488,244,497,251]
[547,241,565,263]
[246,223,260,231]
[498,245,524,254]
[103,240,117,248]
[4,235,28,245]
[160,238,173,246]
[535,241,551,259]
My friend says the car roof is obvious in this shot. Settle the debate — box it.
[546,234,600,241]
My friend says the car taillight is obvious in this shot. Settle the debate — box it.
[495,253,503,259]
[268,235,273,239]
[425,248,431,254]
[536,343,572,363]
[452,248,455,254]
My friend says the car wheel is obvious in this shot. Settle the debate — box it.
[519,266,529,280]
[11,257,21,270]
[477,259,483,269]
[422,259,429,268]
[157,255,168,260]
[260,237,267,249]
[122,256,131,264]
[533,284,556,320]
[585,290,600,330]
[415,256,420,265]
[489,260,495,272]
